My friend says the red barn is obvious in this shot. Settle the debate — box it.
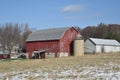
[26,27,79,58]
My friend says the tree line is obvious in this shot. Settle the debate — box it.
[0,23,31,54]
[80,23,120,42]
[0,23,120,55]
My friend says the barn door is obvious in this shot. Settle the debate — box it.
[101,46,104,53]
[70,41,74,56]
[40,52,45,59]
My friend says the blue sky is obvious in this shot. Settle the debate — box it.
[0,0,120,29]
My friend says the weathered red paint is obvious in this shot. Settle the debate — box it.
[26,40,60,53]
[60,27,78,55]
[0,55,3,59]
[26,27,78,58]
[0,54,10,59]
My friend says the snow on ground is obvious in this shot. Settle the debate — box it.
[0,62,120,80]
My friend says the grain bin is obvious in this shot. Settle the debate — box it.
[74,34,84,56]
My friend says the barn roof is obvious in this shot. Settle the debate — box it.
[89,38,120,46]
[26,27,76,42]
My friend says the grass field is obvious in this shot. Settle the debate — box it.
[0,52,120,80]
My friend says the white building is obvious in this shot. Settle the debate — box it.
[84,38,120,53]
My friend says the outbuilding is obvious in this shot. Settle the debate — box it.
[26,27,80,58]
[0,51,10,59]
[84,38,120,53]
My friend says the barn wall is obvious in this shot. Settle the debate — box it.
[96,45,120,53]
[96,45,103,53]
[84,39,96,53]
[95,45,109,53]
[96,45,114,53]
[104,46,113,52]
[26,40,60,53]
[26,27,79,58]
[114,46,120,52]
[103,46,120,53]
[60,27,78,56]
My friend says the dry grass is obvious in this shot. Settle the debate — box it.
[0,52,120,72]
[0,52,120,80]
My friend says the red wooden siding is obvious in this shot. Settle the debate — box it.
[0,54,10,59]
[26,40,60,53]
[0,54,3,59]
[60,27,78,54]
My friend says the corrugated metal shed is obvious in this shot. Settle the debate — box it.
[26,27,70,42]
[89,38,120,46]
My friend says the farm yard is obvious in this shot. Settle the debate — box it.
[0,0,120,80]
[0,52,120,80]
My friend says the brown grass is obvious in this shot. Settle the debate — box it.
[0,52,120,73]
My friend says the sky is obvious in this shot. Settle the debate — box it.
[0,0,120,29]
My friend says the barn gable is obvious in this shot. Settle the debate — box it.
[84,39,96,53]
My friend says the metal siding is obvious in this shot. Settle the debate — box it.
[60,27,78,54]
[104,46,120,52]
[84,39,96,53]
[85,38,120,53]
[96,45,120,53]
[96,45,102,53]
[114,46,120,52]
[104,46,112,52]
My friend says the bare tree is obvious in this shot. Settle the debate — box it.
[0,23,31,56]
[20,24,31,52]
[81,26,97,40]
[0,23,21,54]
[81,23,120,42]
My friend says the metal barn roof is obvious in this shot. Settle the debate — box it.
[26,27,72,42]
[89,38,120,46]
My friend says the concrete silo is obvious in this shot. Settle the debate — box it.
[74,34,84,56]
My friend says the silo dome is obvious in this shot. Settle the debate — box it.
[74,34,84,40]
